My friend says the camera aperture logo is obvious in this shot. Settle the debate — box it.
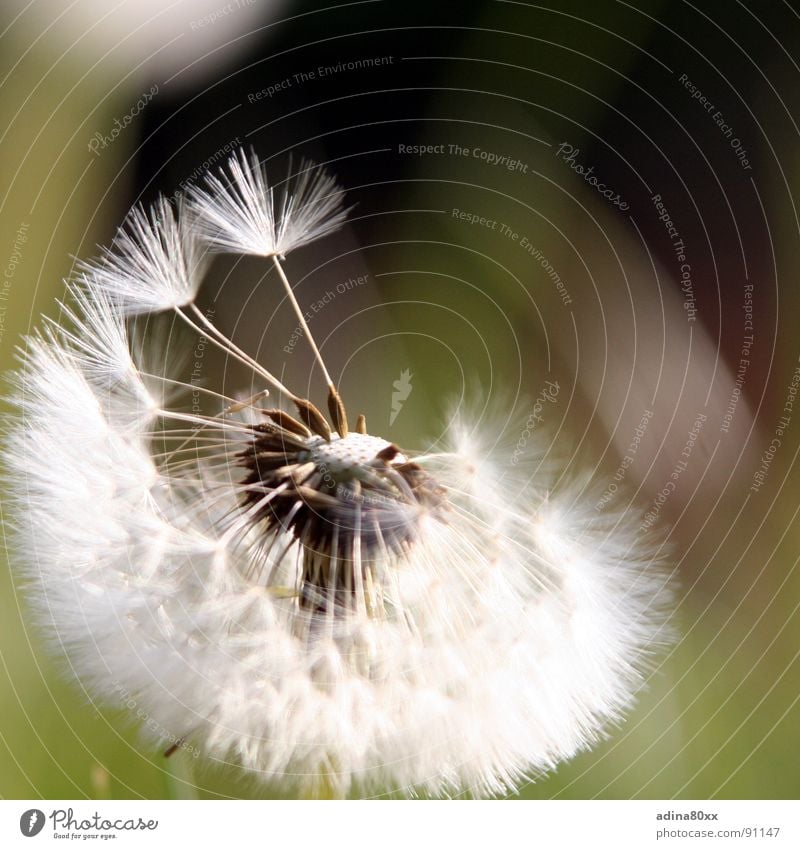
[18,808,158,839]
[20,809,45,837]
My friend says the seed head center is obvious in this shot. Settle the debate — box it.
[303,432,405,476]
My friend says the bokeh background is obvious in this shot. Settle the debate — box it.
[1,0,799,799]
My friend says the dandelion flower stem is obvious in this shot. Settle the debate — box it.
[179,303,297,401]
[305,764,343,799]
[271,255,334,390]
[138,371,256,409]
[164,753,198,800]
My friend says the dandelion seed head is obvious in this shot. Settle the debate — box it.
[5,149,673,799]
[305,432,401,473]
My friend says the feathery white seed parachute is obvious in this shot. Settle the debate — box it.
[79,196,210,316]
[188,148,349,257]
[6,150,672,798]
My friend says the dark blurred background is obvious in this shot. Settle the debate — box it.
[2,0,800,799]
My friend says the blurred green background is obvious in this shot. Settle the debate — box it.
[2,0,799,799]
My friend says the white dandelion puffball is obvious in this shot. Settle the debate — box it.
[6,150,672,798]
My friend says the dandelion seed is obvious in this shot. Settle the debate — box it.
[188,148,348,258]
[81,196,209,316]
[6,150,672,798]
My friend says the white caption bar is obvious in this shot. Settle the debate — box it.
[2,800,797,848]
